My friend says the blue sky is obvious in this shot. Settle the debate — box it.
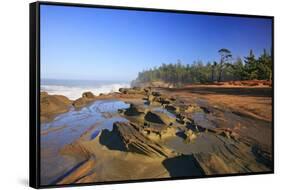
[40,5,272,81]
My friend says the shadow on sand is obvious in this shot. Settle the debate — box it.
[99,129,127,151]
[175,131,187,140]
[162,154,205,177]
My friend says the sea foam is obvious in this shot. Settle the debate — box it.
[41,82,130,100]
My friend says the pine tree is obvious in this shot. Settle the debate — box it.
[257,49,272,81]
[231,57,245,80]
[218,48,232,82]
[244,49,257,80]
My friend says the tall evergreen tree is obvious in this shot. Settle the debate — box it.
[257,49,272,81]
[218,48,232,82]
[231,57,245,80]
[244,49,257,79]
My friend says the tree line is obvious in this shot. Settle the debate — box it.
[134,48,272,85]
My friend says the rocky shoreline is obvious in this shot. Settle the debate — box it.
[40,86,272,185]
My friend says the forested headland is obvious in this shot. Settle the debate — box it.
[133,48,272,86]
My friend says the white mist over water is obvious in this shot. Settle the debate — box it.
[41,79,130,100]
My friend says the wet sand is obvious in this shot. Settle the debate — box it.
[40,85,273,185]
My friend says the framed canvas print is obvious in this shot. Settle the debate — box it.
[29,1,274,188]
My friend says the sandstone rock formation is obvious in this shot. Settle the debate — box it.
[119,87,147,95]
[101,122,170,157]
[82,91,95,99]
[40,92,72,122]
[73,91,95,108]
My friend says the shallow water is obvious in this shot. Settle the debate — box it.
[41,100,129,140]
[40,100,130,185]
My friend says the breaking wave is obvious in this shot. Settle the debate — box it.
[41,82,130,100]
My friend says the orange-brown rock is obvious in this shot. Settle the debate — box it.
[40,92,72,122]
[73,91,95,108]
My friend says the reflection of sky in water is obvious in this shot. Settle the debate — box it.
[41,100,129,147]
[40,100,130,184]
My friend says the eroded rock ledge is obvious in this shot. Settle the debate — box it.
[101,122,171,157]
[40,92,72,122]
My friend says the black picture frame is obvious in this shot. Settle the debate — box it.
[29,1,274,189]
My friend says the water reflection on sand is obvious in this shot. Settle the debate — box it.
[40,100,129,185]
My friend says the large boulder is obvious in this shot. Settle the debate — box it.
[82,91,95,99]
[73,91,95,108]
[40,92,72,122]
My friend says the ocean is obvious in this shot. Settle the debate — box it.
[41,79,130,100]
